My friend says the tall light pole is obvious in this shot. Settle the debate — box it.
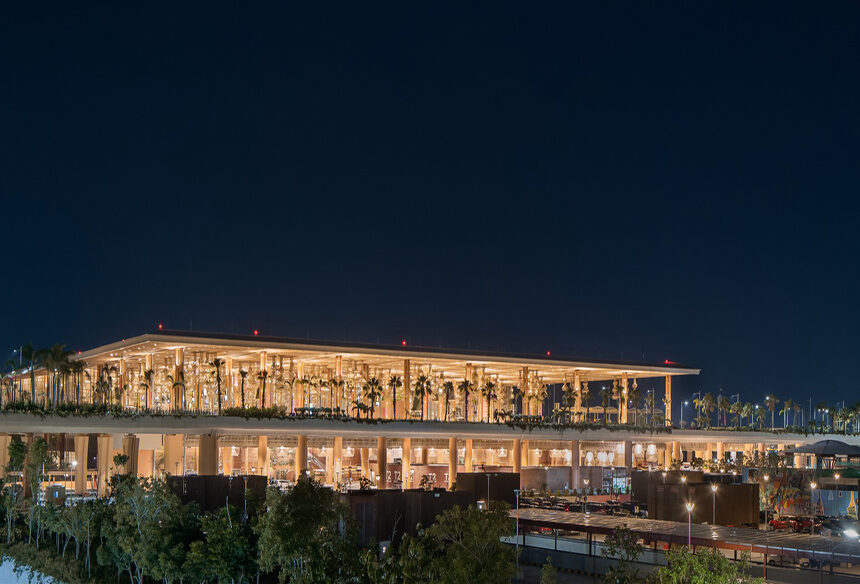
[686,502,694,551]
[810,482,817,524]
[681,401,689,428]
[763,474,770,525]
[514,488,520,570]
[711,483,718,524]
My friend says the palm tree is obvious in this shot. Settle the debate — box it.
[792,402,803,428]
[210,358,224,414]
[644,391,655,427]
[412,375,431,420]
[457,378,473,422]
[627,382,641,425]
[599,386,612,424]
[764,395,779,430]
[779,398,793,429]
[441,380,455,421]
[717,395,730,428]
[729,401,743,428]
[257,369,269,408]
[561,382,577,423]
[741,402,753,427]
[238,369,248,409]
[362,377,383,418]
[756,406,766,430]
[20,343,39,403]
[388,375,402,420]
[480,381,497,423]
[611,380,622,423]
[580,383,591,423]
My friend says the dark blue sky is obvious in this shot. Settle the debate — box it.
[2,3,859,407]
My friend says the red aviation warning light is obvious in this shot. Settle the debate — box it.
[253,330,259,336]
[401,339,407,346]
[158,323,163,330]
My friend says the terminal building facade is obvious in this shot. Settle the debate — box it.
[0,330,817,497]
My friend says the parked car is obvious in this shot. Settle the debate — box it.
[791,516,820,533]
[768,515,795,531]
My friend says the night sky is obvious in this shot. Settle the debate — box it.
[3,3,859,409]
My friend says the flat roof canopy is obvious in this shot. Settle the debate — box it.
[515,508,860,562]
[74,330,699,385]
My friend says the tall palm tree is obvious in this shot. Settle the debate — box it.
[741,402,753,427]
[210,358,224,414]
[561,382,577,424]
[457,378,473,422]
[729,401,743,428]
[764,395,779,430]
[20,343,39,403]
[779,398,793,429]
[580,383,591,423]
[441,380,455,421]
[362,377,383,418]
[480,381,497,423]
[793,402,803,428]
[599,386,611,424]
[388,375,402,420]
[611,380,622,423]
[644,391,655,427]
[627,382,642,425]
[238,369,248,409]
[257,369,269,408]
[413,375,430,420]
[717,395,730,428]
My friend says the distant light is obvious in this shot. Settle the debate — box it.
[253,330,259,336]
[546,351,551,357]
[401,339,407,346]
[77,351,81,354]
[158,323,163,330]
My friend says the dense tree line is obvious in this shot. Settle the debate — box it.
[1,441,516,584]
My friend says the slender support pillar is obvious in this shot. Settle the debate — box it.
[521,367,530,416]
[402,360,411,419]
[401,437,411,490]
[163,434,184,476]
[199,434,218,475]
[122,434,139,476]
[758,442,766,456]
[144,354,153,409]
[672,441,681,465]
[573,372,582,420]
[360,447,369,479]
[716,442,725,463]
[333,437,343,485]
[0,434,9,479]
[664,375,672,427]
[173,348,184,411]
[259,352,270,408]
[464,439,473,472]
[325,445,334,484]
[96,434,112,497]
[295,435,307,478]
[794,443,803,468]
[221,442,233,476]
[335,356,343,411]
[74,434,89,495]
[257,436,269,476]
[620,373,629,424]
[512,438,522,474]
[225,358,234,407]
[570,440,580,489]
[624,440,633,471]
[448,437,457,489]
[377,437,387,488]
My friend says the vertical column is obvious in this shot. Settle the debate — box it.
[465,363,473,421]
[360,447,369,479]
[672,441,681,465]
[74,434,89,494]
[573,371,582,421]
[332,437,343,485]
[570,440,580,490]
[198,434,218,475]
[122,434,140,476]
[295,435,307,479]
[257,436,269,476]
[521,367,529,415]
[716,442,725,463]
[377,437,388,488]
[295,362,304,410]
[664,376,672,427]
[512,438,522,473]
[119,360,126,408]
[448,437,457,490]
[174,348,184,411]
[624,440,633,471]
[163,434,184,476]
[620,373,629,424]
[96,434,113,497]
[403,360,411,419]
[144,354,153,409]
[794,443,803,468]
[325,444,334,484]
[221,440,233,476]
[757,442,766,456]
[401,437,411,489]
[259,352,269,408]
[464,439,473,472]
[225,358,234,407]
[335,356,343,412]
[0,434,9,479]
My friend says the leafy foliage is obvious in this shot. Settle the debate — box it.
[648,547,762,584]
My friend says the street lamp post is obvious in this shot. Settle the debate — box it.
[514,488,520,570]
[681,401,689,428]
[810,482,817,526]
[686,502,694,551]
[711,483,718,524]
[763,474,770,526]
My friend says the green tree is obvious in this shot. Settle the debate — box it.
[540,556,558,584]
[413,375,431,420]
[210,358,225,414]
[650,547,762,583]
[480,381,497,423]
[716,395,730,428]
[362,377,383,418]
[600,524,643,583]
[256,474,360,583]
[441,380,455,421]
[764,394,779,430]
[388,374,402,420]
[457,379,473,422]
[238,369,248,409]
